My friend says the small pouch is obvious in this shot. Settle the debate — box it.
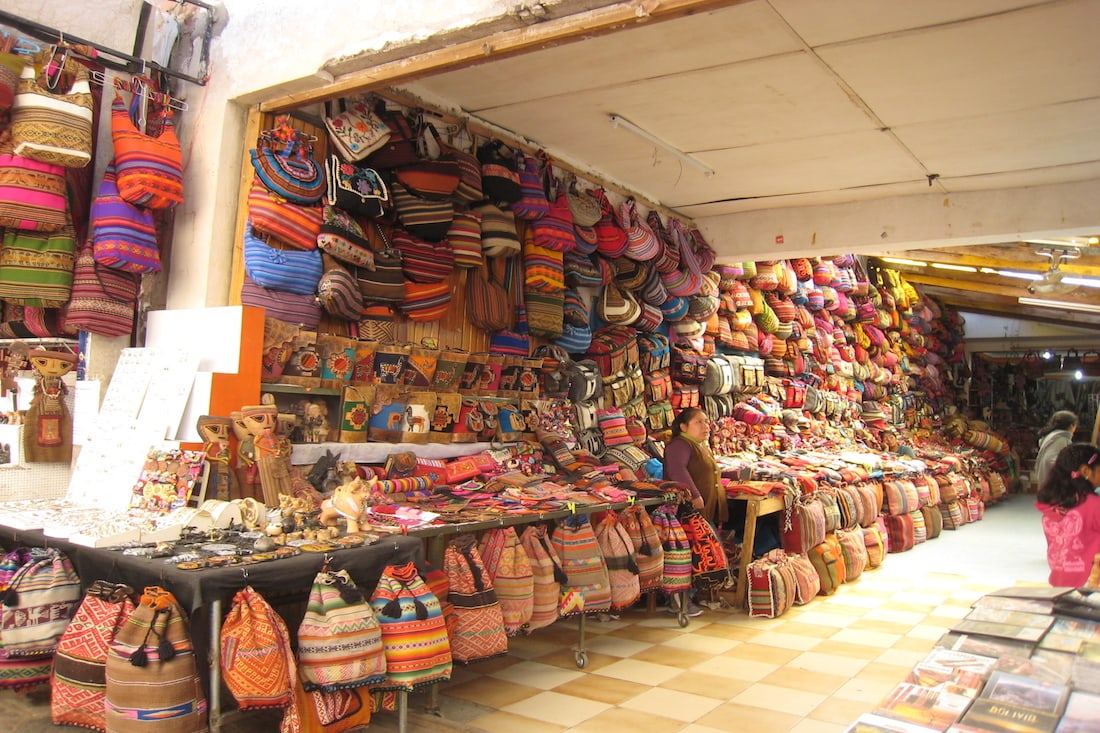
[374,343,411,385]
[430,392,462,444]
[458,353,487,395]
[281,331,323,388]
[318,333,356,387]
[368,385,408,443]
[430,350,469,392]
[401,345,440,387]
[478,354,504,395]
[351,340,379,384]
[402,391,436,444]
[339,384,373,443]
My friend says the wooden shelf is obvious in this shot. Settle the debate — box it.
[260,383,343,397]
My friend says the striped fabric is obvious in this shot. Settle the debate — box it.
[522,229,565,293]
[748,555,794,619]
[921,504,944,539]
[594,512,640,610]
[533,188,575,252]
[477,527,534,636]
[63,240,140,337]
[389,179,453,242]
[861,525,887,568]
[551,515,611,614]
[298,569,385,693]
[243,225,322,295]
[781,497,826,555]
[909,508,928,546]
[0,548,81,655]
[248,178,322,251]
[835,528,868,581]
[0,220,76,307]
[518,524,563,632]
[104,588,207,733]
[240,275,322,330]
[652,504,692,593]
[619,505,664,592]
[474,201,520,258]
[111,94,183,209]
[443,535,508,663]
[52,584,136,731]
[91,164,160,273]
[11,64,94,168]
[787,552,821,605]
[447,210,483,268]
[808,538,841,595]
[885,512,915,552]
[0,129,69,232]
[392,229,453,283]
[399,280,451,322]
[369,562,452,691]
[509,153,550,220]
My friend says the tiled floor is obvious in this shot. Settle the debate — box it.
[0,493,1050,732]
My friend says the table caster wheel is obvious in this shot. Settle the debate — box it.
[677,613,689,628]
[574,650,588,668]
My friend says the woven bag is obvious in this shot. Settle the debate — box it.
[393,228,454,283]
[0,547,81,657]
[323,96,390,161]
[243,224,323,295]
[317,205,376,268]
[62,239,140,337]
[0,219,76,307]
[298,568,386,692]
[510,151,550,220]
[399,280,452,322]
[620,504,665,592]
[368,561,452,690]
[250,116,325,204]
[390,179,453,242]
[681,510,733,591]
[248,178,323,252]
[807,538,841,595]
[240,275,322,329]
[533,182,576,253]
[447,209,483,268]
[477,139,521,202]
[518,524,565,632]
[317,264,364,322]
[594,511,641,610]
[467,260,512,332]
[51,581,136,731]
[90,163,161,272]
[747,552,796,619]
[111,93,183,209]
[444,535,508,663]
[551,514,612,614]
[220,585,296,710]
[11,60,93,167]
[652,504,692,593]
[104,587,208,732]
[324,155,389,218]
[787,552,821,605]
[0,128,68,232]
[478,527,535,636]
[835,528,868,582]
[475,200,521,258]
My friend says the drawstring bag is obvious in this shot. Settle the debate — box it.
[105,587,208,732]
[1,546,81,656]
[651,504,692,594]
[620,504,665,592]
[221,585,297,710]
[444,535,508,663]
[298,568,385,693]
[518,524,565,631]
[52,581,137,731]
[279,676,373,733]
[478,527,534,636]
[368,561,452,690]
[594,511,641,611]
[551,514,611,614]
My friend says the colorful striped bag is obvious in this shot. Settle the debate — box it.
[111,93,183,209]
[595,511,641,611]
[369,561,452,690]
[518,524,565,632]
[551,514,612,614]
[220,586,296,710]
[652,504,693,594]
[478,527,534,636]
[297,568,386,693]
[91,163,160,273]
[620,504,665,592]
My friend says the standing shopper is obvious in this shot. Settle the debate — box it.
[1035,410,1078,489]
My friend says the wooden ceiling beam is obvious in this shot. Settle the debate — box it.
[260,0,750,113]
[877,246,1100,276]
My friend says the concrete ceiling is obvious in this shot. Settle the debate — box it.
[397,0,1100,329]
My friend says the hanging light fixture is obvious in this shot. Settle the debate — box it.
[609,114,715,177]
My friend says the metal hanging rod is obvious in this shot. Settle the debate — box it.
[0,6,211,86]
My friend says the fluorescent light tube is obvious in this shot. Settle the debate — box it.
[998,270,1041,281]
[609,114,715,177]
[930,262,977,273]
[1062,276,1100,289]
[879,257,927,267]
[1018,297,1100,314]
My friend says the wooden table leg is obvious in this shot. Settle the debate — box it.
[735,499,761,609]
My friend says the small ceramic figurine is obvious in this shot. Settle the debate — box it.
[318,475,375,533]
[196,415,235,500]
[24,349,76,464]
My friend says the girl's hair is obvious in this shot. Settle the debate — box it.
[1037,442,1099,509]
[1039,410,1078,438]
[671,407,706,438]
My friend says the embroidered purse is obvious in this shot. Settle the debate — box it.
[0,129,68,231]
[11,60,93,168]
[324,154,389,218]
[316,205,376,268]
[323,96,391,161]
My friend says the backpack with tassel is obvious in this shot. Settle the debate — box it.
[368,561,452,690]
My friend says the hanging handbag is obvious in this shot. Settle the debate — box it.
[62,239,140,337]
[317,260,364,321]
[443,127,483,203]
[509,151,550,220]
[474,200,520,258]
[394,122,462,200]
[111,92,184,209]
[250,115,325,204]
[364,104,419,169]
[317,205,375,268]
[392,228,454,283]
[0,128,69,232]
[592,188,628,258]
[0,547,81,656]
[550,514,612,614]
[220,585,296,711]
[368,561,452,691]
[323,96,391,161]
[389,179,453,241]
[477,138,522,202]
[447,209,483,268]
[533,174,576,252]
[620,198,660,262]
[566,179,601,227]
[324,154,389,218]
[247,177,323,251]
[443,535,508,663]
[355,244,406,303]
[467,260,512,332]
[52,581,137,731]
[0,217,76,306]
[399,280,452,322]
[241,275,322,329]
[298,568,386,692]
[597,279,641,325]
[11,58,94,167]
[243,223,323,295]
[91,163,161,272]
[104,587,207,731]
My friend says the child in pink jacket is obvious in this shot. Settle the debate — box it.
[1036,442,1100,587]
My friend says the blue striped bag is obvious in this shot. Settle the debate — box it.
[243,223,322,295]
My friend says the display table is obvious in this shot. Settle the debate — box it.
[726,492,786,609]
[0,524,422,733]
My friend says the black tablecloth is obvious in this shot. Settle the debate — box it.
[0,526,423,613]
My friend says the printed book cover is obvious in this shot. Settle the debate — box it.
[908,648,997,695]
[937,633,1036,661]
[952,619,1049,644]
[1052,691,1100,733]
[875,681,976,730]
[952,671,1070,733]
[846,712,944,732]
[992,650,1073,687]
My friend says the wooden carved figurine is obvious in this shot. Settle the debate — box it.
[230,410,263,502]
[23,349,76,464]
[196,415,235,500]
[241,404,293,507]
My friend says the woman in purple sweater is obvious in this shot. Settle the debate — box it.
[663,408,728,529]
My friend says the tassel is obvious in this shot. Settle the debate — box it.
[381,597,403,619]
[157,635,176,662]
[412,597,428,621]
[626,555,639,575]
[552,561,568,586]
[2,587,18,607]
[129,647,148,667]
[338,581,363,605]
[639,536,654,556]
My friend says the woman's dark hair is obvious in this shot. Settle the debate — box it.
[1037,442,1099,509]
[1039,410,1078,438]
[671,407,706,438]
